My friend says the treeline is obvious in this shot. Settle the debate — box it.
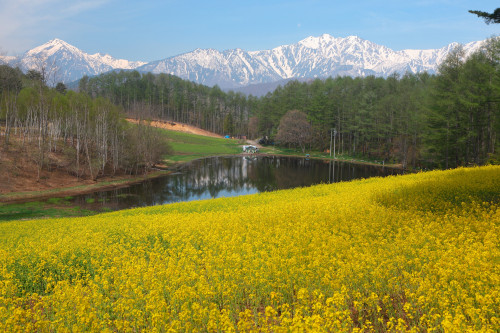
[79,71,256,137]
[0,66,170,180]
[254,74,430,168]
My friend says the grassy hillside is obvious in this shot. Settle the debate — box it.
[0,166,498,331]
[164,130,243,163]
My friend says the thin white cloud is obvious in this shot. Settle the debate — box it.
[0,0,111,54]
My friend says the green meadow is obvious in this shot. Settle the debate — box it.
[163,130,243,163]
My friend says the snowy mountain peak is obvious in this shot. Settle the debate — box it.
[299,35,326,49]
[40,38,68,48]
[298,33,337,48]
[27,38,79,56]
[10,39,147,83]
[48,38,68,46]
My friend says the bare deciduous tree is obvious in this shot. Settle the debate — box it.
[276,110,312,153]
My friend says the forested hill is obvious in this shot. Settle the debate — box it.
[78,71,255,137]
[0,66,171,183]
[78,38,500,169]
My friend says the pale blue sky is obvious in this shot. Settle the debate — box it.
[0,0,498,61]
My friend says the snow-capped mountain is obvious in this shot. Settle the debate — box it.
[2,38,146,84]
[138,34,484,89]
[2,34,485,88]
[0,55,16,64]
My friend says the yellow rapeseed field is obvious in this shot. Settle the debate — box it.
[0,166,499,332]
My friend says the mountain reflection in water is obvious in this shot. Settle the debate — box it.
[71,156,402,211]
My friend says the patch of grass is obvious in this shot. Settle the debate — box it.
[162,130,242,164]
[0,201,98,222]
[46,197,72,205]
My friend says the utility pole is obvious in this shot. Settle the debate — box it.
[330,128,337,159]
[330,129,333,158]
[333,128,336,160]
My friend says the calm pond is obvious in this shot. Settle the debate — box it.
[70,156,403,212]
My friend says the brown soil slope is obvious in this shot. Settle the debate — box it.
[0,122,221,198]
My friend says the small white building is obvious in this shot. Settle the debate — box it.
[242,145,258,153]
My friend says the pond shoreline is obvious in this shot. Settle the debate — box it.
[0,170,171,204]
[0,153,405,205]
[252,152,405,170]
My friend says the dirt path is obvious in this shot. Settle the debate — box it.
[245,139,263,148]
[127,119,223,138]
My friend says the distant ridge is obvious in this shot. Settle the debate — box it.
[0,35,485,89]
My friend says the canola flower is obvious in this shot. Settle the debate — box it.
[0,165,498,332]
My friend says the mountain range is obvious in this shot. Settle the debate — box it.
[0,34,485,93]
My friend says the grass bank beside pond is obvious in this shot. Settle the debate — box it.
[0,166,498,331]
[0,171,169,203]
[0,197,101,222]
[258,145,404,169]
[162,129,243,164]
[0,171,170,222]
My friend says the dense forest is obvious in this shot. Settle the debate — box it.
[0,66,170,180]
[80,37,500,169]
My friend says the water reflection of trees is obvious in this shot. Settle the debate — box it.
[72,156,403,210]
[148,156,260,204]
[248,157,325,190]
